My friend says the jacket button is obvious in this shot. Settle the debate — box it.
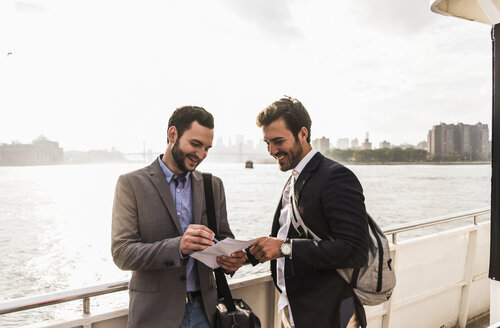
[180,275,186,281]
[165,261,174,266]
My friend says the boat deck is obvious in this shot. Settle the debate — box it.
[466,313,489,328]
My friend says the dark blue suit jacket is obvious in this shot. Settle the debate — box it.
[251,152,369,328]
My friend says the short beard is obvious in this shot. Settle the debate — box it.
[171,139,190,173]
[279,139,303,172]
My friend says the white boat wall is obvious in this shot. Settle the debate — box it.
[0,208,491,328]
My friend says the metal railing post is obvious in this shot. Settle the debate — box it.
[458,228,479,328]
[381,247,398,328]
[392,233,397,245]
[83,297,90,315]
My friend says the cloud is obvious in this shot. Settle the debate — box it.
[14,0,45,13]
[349,0,435,35]
[0,0,493,150]
[223,0,302,40]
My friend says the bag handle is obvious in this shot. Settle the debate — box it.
[202,173,237,313]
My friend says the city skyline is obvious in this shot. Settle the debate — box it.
[3,118,489,154]
[0,117,491,153]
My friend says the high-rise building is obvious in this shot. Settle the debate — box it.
[336,138,350,150]
[312,137,330,153]
[361,132,372,150]
[214,137,226,151]
[427,123,490,160]
[379,141,391,149]
[351,138,359,149]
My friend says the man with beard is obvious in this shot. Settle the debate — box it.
[248,97,369,328]
[111,106,246,328]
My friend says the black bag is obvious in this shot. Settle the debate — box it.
[203,173,261,328]
[215,294,261,328]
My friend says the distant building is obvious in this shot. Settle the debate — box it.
[0,136,63,165]
[396,143,415,150]
[351,138,359,149]
[361,132,372,150]
[379,141,391,149]
[214,137,227,151]
[65,148,127,163]
[336,138,350,150]
[209,135,270,162]
[416,141,427,150]
[313,137,330,153]
[427,123,490,160]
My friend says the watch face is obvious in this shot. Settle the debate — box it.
[281,242,292,256]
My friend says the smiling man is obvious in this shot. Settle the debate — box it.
[248,97,370,328]
[111,106,246,328]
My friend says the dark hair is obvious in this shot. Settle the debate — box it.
[256,96,312,143]
[168,106,214,141]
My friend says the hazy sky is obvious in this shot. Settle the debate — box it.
[0,0,493,153]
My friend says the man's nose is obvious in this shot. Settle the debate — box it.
[268,143,278,155]
[197,148,207,159]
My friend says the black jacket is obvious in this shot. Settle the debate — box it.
[251,152,369,328]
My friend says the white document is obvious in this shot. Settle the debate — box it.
[190,238,257,269]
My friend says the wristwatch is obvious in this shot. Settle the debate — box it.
[280,238,292,259]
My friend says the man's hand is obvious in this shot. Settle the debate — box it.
[180,224,215,256]
[249,237,284,263]
[216,250,246,272]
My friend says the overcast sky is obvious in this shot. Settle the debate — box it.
[0,0,493,153]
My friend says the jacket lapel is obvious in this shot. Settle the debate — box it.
[191,171,204,225]
[294,152,323,201]
[148,159,183,235]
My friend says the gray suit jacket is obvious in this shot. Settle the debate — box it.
[111,159,233,328]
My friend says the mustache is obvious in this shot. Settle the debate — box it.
[187,154,201,162]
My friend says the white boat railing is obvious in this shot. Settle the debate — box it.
[385,207,490,244]
[0,280,129,316]
[0,207,492,327]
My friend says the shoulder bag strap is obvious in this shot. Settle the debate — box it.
[202,173,236,312]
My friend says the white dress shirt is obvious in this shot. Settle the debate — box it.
[276,148,318,325]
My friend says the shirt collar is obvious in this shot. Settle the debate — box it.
[293,148,318,177]
[158,155,191,184]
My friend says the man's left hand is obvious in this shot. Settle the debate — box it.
[216,250,246,272]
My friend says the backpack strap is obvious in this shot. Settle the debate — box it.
[368,214,384,292]
[290,186,361,288]
[290,179,321,241]
[202,173,236,312]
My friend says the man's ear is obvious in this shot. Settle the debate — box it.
[167,126,178,144]
[298,127,308,143]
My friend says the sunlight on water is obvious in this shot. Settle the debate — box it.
[0,161,491,327]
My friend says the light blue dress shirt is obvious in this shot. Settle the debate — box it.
[158,155,200,292]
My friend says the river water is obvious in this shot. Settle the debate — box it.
[0,161,491,327]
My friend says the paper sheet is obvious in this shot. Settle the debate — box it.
[190,238,257,269]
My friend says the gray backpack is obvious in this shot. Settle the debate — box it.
[290,190,396,306]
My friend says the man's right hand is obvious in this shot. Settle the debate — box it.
[180,224,216,256]
[249,236,284,263]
